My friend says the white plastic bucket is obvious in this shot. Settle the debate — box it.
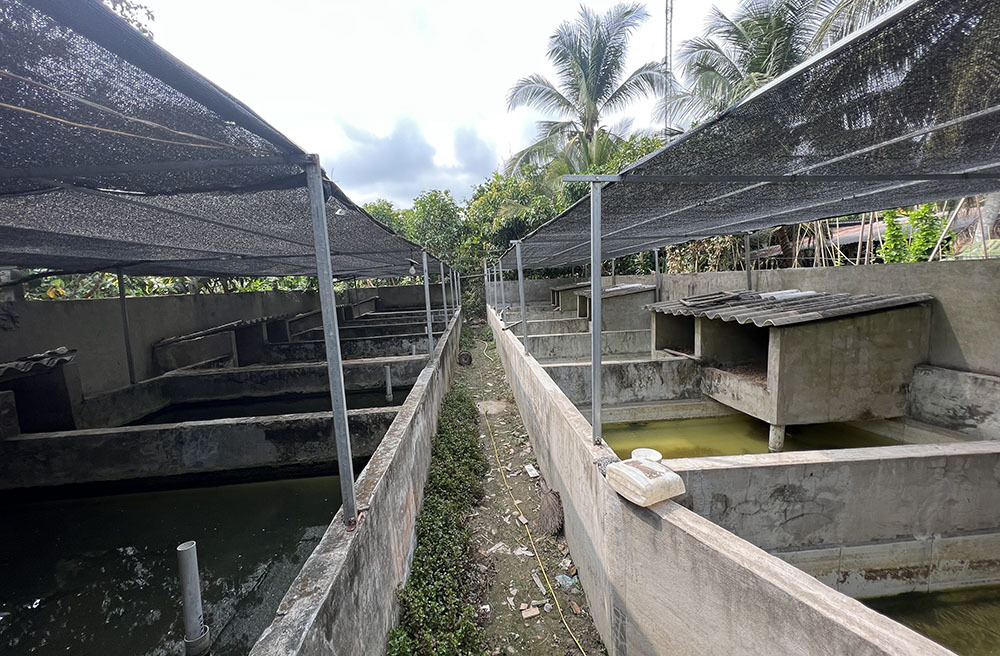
[631,447,663,461]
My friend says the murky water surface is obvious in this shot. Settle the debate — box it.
[0,476,341,655]
[133,389,408,425]
[865,586,1000,655]
[602,414,900,460]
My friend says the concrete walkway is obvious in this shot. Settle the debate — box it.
[459,325,605,655]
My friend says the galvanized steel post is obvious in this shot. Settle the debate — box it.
[498,260,506,310]
[482,259,491,308]
[439,261,449,320]
[514,243,528,354]
[653,249,660,303]
[744,232,752,290]
[590,181,603,446]
[116,268,136,385]
[422,250,435,353]
[304,156,357,528]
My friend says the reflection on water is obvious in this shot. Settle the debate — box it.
[602,414,900,460]
[865,586,1000,656]
[0,476,341,655]
[132,389,408,425]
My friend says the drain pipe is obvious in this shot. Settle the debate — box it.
[176,541,211,656]
[422,251,435,353]
[384,364,393,403]
[590,180,604,446]
[482,259,491,308]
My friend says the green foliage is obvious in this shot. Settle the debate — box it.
[386,386,488,655]
[363,198,403,231]
[395,190,464,259]
[879,204,948,263]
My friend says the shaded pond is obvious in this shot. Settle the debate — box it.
[0,475,341,655]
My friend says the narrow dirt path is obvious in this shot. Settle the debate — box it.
[458,324,605,656]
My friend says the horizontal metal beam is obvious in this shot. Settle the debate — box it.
[0,155,309,180]
[618,173,1000,183]
[562,174,622,182]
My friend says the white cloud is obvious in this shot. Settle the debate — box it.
[142,0,739,206]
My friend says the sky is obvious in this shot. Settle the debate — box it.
[142,0,739,207]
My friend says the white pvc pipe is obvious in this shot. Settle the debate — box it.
[384,364,393,402]
[176,540,211,656]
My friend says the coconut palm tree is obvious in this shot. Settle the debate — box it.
[662,0,814,129]
[505,3,666,174]
[808,0,904,50]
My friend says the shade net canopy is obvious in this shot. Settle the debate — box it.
[503,0,1000,270]
[0,0,440,278]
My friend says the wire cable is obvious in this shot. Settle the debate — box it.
[481,404,588,655]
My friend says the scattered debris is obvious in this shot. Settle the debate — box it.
[531,571,547,596]
[486,541,510,555]
[524,463,539,478]
[517,514,528,525]
[512,546,533,557]
[521,606,540,619]
[558,557,572,570]
[570,601,582,615]
[555,574,579,590]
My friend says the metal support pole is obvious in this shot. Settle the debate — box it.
[652,249,660,303]
[498,261,506,310]
[590,182,603,446]
[177,541,211,656]
[439,261,449,321]
[422,250,435,353]
[744,233,753,290]
[482,259,491,308]
[514,243,528,354]
[116,269,136,385]
[384,364,393,403]
[305,156,357,529]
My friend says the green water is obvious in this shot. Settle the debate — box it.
[865,586,1000,655]
[602,414,901,460]
[0,476,341,656]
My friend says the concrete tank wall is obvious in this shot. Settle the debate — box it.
[668,442,1000,597]
[0,291,318,395]
[488,307,951,656]
[249,310,462,656]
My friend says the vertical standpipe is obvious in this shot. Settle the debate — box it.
[304,156,357,528]
[422,251,435,353]
[590,181,603,446]
[176,541,211,656]
[384,364,393,403]
[439,261,449,320]
[514,244,528,354]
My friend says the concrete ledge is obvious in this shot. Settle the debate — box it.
[263,334,438,363]
[488,306,952,656]
[76,356,428,429]
[592,398,737,424]
[0,408,396,490]
[528,329,651,361]
[544,357,700,406]
[249,310,462,656]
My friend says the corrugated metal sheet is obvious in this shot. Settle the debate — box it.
[0,347,77,382]
[644,289,934,327]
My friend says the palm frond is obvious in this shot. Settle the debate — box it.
[506,74,578,117]
[601,60,666,115]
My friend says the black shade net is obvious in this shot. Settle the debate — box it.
[504,0,1000,270]
[0,0,441,278]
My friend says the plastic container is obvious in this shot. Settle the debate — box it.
[631,447,663,461]
[606,459,686,507]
